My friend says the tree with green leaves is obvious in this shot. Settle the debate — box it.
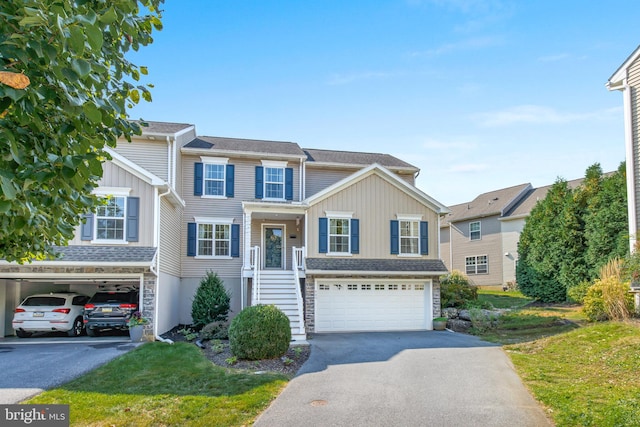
[0,1,163,262]
[517,162,629,302]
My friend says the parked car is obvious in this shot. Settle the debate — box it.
[12,292,90,338]
[83,290,140,336]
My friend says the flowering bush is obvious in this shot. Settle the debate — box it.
[127,311,149,328]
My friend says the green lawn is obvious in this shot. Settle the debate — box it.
[506,322,640,427]
[27,342,287,426]
[476,289,640,426]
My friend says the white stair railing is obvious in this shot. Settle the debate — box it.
[292,246,306,335]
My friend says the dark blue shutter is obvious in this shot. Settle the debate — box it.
[319,217,328,253]
[126,197,139,242]
[255,166,264,199]
[81,214,94,240]
[194,162,203,196]
[285,167,294,200]
[390,220,399,254]
[231,224,240,257]
[226,164,235,198]
[420,221,429,255]
[187,223,197,256]
[351,219,359,254]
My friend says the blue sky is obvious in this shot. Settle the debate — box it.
[129,0,638,206]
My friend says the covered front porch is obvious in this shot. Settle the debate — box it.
[241,201,307,340]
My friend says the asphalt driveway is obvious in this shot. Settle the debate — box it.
[0,336,137,404]
[255,331,552,427]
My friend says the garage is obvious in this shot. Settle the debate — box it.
[315,279,433,332]
[0,246,157,339]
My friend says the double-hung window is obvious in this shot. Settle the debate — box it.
[329,218,350,253]
[318,212,359,255]
[187,218,240,258]
[96,196,126,240]
[198,223,230,256]
[470,221,481,240]
[82,187,139,244]
[194,157,234,198]
[399,220,420,255]
[265,166,284,199]
[466,255,488,274]
[204,163,225,196]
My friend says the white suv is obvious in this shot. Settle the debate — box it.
[12,292,90,338]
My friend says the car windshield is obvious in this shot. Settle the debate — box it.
[22,297,66,307]
[90,293,133,303]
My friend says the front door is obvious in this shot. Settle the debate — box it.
[264,226,284,269]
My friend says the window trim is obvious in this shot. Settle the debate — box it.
[398,219,421,257]
[92,194,127,244]
[469,221,481,241]
[465,255,488,275]
[261,160,288,201]
[194,217,234,259]
[328,217,351,255]
[200,157,229,199]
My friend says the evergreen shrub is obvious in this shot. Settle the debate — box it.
[228,304,291,360]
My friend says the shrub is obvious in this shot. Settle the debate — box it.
[191,272,231,329]
[199,320,230,340]
[440,270,478,308]
[228,304,291,360]
[567,280,592,304]
[583,277,634,322]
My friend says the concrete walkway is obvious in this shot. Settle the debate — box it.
[254,331,552,427]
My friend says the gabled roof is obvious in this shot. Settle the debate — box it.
[442,183,531,224]
[305,163,449,214]
[502,177,586,219]
[138,120,195,136]
[182,136,307,160]
[607,44,640,88]
[303,148,418,172]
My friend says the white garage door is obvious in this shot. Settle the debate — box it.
[315,279,432,332]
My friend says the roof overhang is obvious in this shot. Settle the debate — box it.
[181,147,306,162]
[607,45,640,90]
[305,161,418,175]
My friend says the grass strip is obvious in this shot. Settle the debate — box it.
[28,342,288,426]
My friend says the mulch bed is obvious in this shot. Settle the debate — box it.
[161,325,310,377]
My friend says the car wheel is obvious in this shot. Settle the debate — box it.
[67,317,84,337]
[15,330,32,338]
[86,327,99,337]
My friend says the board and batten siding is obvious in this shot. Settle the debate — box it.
[629,56,640,236]
[306,173,440,259]
[159,197,182,276]
[69,162,155,246]
[447,216,503,287]
[113,138,168,181]
[305,166,415,198]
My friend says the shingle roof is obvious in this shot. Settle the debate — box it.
[303,148,417,170]
[185,136,306,157]
[51,246,157,263]
[443,183,531,224]
[138,121,193,135]
[503,177,585,217]
[305,258,447,273]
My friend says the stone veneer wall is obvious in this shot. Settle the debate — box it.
[142,272,157,338]
[304,274,442,333]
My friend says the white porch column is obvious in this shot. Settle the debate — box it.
[243,211,252,270]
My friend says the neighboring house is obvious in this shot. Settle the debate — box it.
[607,43,640,306]
[0,122,450,340]
[440,178,585,288]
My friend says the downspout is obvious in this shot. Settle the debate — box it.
[154,186,174,344]
[166,136,172,187]
[622,78,638,252]
[300,157,305,200]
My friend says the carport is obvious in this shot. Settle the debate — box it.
[0,246,157,339]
